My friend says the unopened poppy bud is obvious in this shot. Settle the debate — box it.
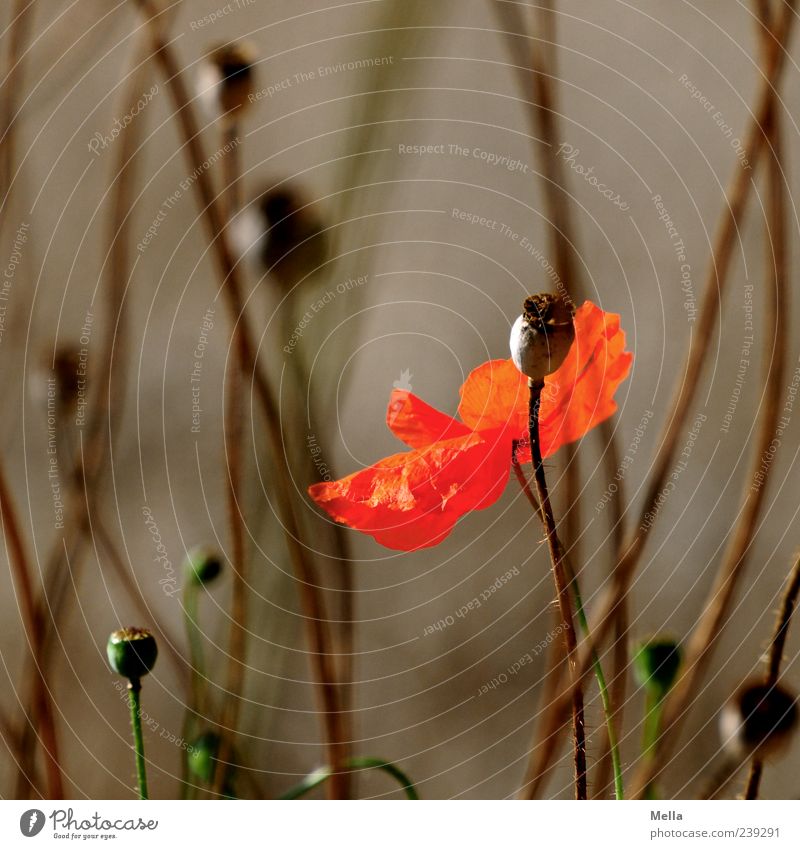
[197,42,256,119]
[719,681,798,758]
[633,638,682,699]
[106,628,158,681]
[184,546,223,586]
[509,293,574,381]
[188,732,221,784]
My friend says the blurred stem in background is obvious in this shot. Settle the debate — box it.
[131,0,348,797]
[524,0,797,795]
[632,639,682,800]
[0,462,63,797]
[629,0,792,798]
[743,0,793,798]
[181,549,224,797]
[11,10,183,797]
[1,0,63,801]
[0,0,34,206]
[491,0,630,796]
[215,84,250,798]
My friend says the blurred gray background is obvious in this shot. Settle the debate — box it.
[1,0,799,799]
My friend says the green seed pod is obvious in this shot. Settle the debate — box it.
[188,732,221,784]
[184,547,223,586]
[509,293,575,381]
[106,628,158,680]
[633,638,682,698]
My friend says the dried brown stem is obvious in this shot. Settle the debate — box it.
[214,118,249,797]
[741,0,790,801]
[131,0,346,797]
[14,30,158,795]
[0,462,63,797]
[630,4,790,797]
[525,0,797,791]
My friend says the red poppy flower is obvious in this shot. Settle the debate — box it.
[309,301,632,550]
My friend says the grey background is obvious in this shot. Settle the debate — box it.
[0,0,799,799]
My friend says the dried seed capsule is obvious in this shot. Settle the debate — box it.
[183,546,223,586]
[509,293,574,381]
[719,681,798,758]
[196,42,256,119]
[232,185,327,286]
[106,628,158,681]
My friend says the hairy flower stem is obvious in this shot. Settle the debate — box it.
[528,380,586,799]
[127,680,149,800]
[514,444,623,798]
[519,449,624,797]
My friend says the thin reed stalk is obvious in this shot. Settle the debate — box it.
[523,0,797,792]
[131,0,347,797]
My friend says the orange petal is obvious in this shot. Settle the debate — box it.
[387,389,471,449]
[308,430,513,551]
[538,301,633,457]
[458,358,529,437]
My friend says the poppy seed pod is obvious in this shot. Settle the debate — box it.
[183,546,223,586]
[719,681,798,759]
[509,293,575,381]
[196,42,256,119]
[106,628,158,681]
[259,187,327,282]
[232,185,327,285]
[633,638,682,699]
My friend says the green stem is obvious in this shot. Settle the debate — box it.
[569,573,625,800]
[128,679,149,800]
[184,584,205,706]
[181,584,203,798]
[641,690,663,799]
[280,757,419,800]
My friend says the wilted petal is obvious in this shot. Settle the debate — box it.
[538,301,633,457]
[386,389,470,449]
[308,430,512,551]
[457,359,529,438]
